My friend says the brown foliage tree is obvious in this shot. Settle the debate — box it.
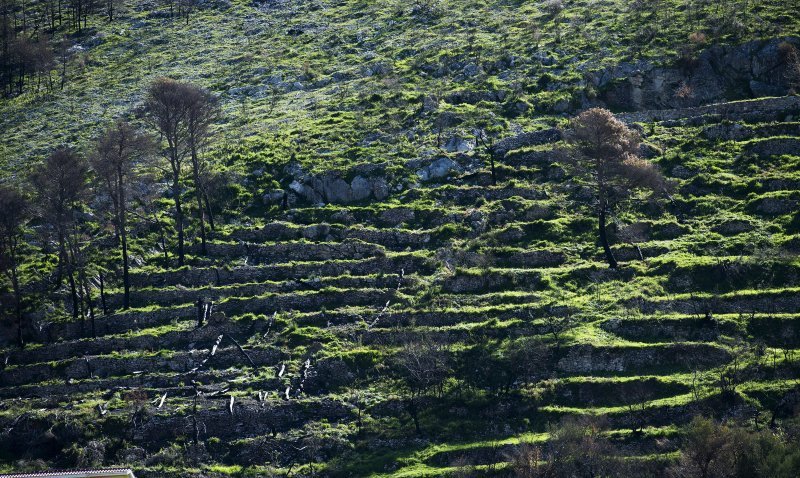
[184,83,219,255]
[146,77,190,265]
[146,77,218,264]
[566,108,665,268]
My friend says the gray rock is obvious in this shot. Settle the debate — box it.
[671,165,695,179]
[350,176,372,201]
[417,157,461,181]
[745,138,800,158]
[639,143,661,159]
[750,80,786,97]
[263,189,285,205]
[302,223,331,240]
[493,128,562,158]
[323,178,351,203]
[443,136,473,153]
[372,177,389,200]
[463,63,480,77]
[422,95,439,112]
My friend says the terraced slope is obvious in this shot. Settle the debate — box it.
[2,94,799,476]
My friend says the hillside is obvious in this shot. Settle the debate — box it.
[1,0,800,477]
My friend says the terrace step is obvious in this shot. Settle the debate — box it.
[555,343,731,375]
[128,253,433,288]
[105,273,420,309]
[0,344,282,387]
[200,239,386,263]
[37,287,398,343]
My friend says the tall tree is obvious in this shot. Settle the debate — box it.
[0,185,29,347]
[30,146,89,317]
[146,77,190,266]
[565,108,665,268]
[91,120,150,310]
[184,83,219,255]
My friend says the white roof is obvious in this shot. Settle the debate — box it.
[0,470,135,478]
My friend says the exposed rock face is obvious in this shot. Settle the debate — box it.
[599,37,800,111]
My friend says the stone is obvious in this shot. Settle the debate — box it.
[350,175,372,201]
[263,189,285,205]
[443,136,473,153]
[302,223,331,240]
[745,138,800,158]
[422,95,439,112]
[750,80,786,97]
[323,178,352,203]
[417,157,461,181]
[639,143,661,159]
[463,63,480,77]
[671,165,695,179]
[371,177,390,200]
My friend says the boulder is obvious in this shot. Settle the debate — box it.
[417,157,462,181]
[443,136,473,153]
[350,175,372,201]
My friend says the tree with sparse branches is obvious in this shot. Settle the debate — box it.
[184,83,219,255]
[565,108,666,268]
[30,147,89,319]
[91,120,151,310]
[0,185,30,347]
[146,77,190,266]
[392,339,452,435]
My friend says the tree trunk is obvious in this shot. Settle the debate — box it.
[489,154,496,185]
[408,397,421,435]
[598,206,618,269]
[191,150,207,256]
[99,270,108,314]
[11,262,24,348]
[118,169,130,309]
[67,262,79,318]
[173,171,185,266]
[203,192,215,231]
[82,272,96,338]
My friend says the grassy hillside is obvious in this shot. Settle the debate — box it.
[2,0,800,177]
[1,0,800,477]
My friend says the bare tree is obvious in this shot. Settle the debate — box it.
[565,108,666,268]
[392,339,452,435]
[0,185,29,347]
[184,83,219,255]
[91,120,151,310]
[473,118,501,185]
[30,147,89,318]
[146,77,190,266]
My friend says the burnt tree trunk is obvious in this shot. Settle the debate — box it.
[598,206,618,269]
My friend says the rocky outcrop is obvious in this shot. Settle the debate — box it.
[599,37,800,111]
[282,163,390,205]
